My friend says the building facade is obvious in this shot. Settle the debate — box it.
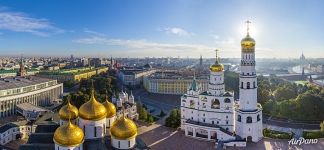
[144,72,208,95]
[0,76,63,117]
[38,67,108,82]
[181,22,262,147]
[117,67,156,87]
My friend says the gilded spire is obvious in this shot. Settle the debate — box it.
[209,49,224,72]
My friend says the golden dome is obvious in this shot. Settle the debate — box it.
[79,89,107,121]
[110,112,137,140]
[53,121,84,147]
[59,100,78,120]
[210,63,224,72]
[103,98,116,118]
[241,34,255,52]
[209,49,224,72]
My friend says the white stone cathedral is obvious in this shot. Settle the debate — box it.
[181,21,263,147]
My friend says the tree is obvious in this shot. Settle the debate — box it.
[320,121,324,132]
[147,114,154,123]
[165,109,181,128]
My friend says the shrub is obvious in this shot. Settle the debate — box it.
[303,131,324,139]
[263,128,292,139]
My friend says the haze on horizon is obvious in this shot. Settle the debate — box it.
[0,0,323,58]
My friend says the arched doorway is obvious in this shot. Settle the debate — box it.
[246,136,253,142]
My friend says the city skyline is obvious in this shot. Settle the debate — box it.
[0,0,323,58]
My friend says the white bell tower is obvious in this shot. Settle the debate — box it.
[235,21,263,142]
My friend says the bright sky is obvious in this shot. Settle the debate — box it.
[0,0,323,58]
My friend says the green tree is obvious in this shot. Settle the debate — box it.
[165,109,181,128]
[320,121,324,132]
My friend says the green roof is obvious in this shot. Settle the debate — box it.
[0,69,39,74]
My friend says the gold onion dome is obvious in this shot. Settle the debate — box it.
[59,99,78,120]
[241,20,255,52]
[209,49,224,72]
[53,121,84,147]
[241,34,255,50]
[110,110,137,140]
[79,89,107,121]
[103,97,116,118]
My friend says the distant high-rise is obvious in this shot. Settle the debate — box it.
[17,56,27,77]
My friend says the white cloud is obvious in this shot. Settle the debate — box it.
[75,36,211,51]
[163,27,192,37]
[0,10,64,36]
[83,28,105,37]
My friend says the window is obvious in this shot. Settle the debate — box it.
[211,99,220,109]
[247,82,250,89]
[224,98,231,103]
[217,121,219,124]
[226,121,228,124]
[257,115,260,121]
[246,116,252,123]
[128,140,130,147]
[226,116,228,119]
[203,119,205,122]
[241,82,243,88]
[237,115,241,122]
[253,82,256,88]
[212,121,214,124]
[118,141,120,148]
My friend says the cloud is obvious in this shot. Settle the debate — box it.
[163,27,192,37]
[83,28,105,37]
[0,9,64,36]
[75,36,211,51]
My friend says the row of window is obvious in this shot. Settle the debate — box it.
[237,114,260,123]
[240,81,256,89]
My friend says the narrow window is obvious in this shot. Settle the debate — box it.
[247,82,250,89]
[241,82,243,88]
[118,141,120,148]
[94,126,97,137]
[128,140,131,147]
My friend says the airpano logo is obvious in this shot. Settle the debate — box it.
[288,137,318,145]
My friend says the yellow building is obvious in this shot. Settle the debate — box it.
[38,67,108,82]
[143,71,208,95]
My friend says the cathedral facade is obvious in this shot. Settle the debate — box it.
[181,23,263,147]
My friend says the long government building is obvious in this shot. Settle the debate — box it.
[0,76,63,117]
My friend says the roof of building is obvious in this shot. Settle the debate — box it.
[0,120,28,133]
[0,68,39,74]
[16,103,49,113]
[0,76,54,90]
[38,67,107,75]
[34,112,60,125]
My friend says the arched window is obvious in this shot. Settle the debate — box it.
[190,100,195,108]
[224,98,231,103]
[237,115,241,122]
[211,99,220,109]
[246,116,252,123]
[253,81,256,88]
[257,114,260,121]
[247,82,250,89]
[241,82,243,88]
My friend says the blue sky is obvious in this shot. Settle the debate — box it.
[0,0,323,58]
